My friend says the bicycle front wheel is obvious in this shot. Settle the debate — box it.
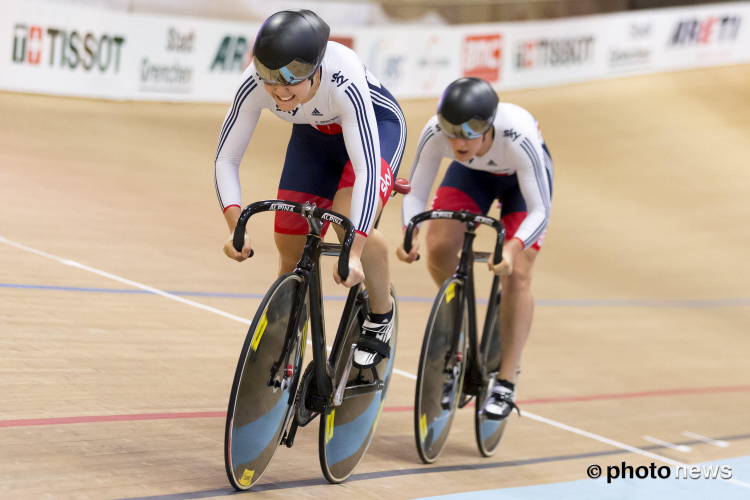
[225,273,307,490]
[319,286,399,483]
[414,278,468,464]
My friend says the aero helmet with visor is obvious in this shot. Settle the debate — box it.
[437,78,499,139]
[252,10,330,86]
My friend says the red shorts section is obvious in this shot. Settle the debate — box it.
[500,211,545,251]
[431,187,545,252]
[274,159,393,236]
[431,186,482,215]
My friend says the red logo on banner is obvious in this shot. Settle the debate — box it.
[463,34,503,82]
[330,36,354,49]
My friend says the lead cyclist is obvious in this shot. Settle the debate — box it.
[214,10,406,368]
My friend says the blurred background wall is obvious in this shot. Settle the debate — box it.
[38,0,742,24]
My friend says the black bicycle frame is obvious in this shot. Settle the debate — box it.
[233,200,374,413]
[403,210,506,392]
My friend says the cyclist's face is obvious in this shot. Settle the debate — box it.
[264,78,313,112]
[446,134,484,162]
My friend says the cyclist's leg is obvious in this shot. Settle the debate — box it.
[495,171,550,384]
[424,162,496,287]
[273,124,344,275]
[330,97,404,315]
[330,158,392,314]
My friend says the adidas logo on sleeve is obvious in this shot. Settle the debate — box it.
[311,108,323,116]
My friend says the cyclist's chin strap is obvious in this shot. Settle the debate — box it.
[356,335,391,359]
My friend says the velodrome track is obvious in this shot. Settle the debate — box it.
[1,64,750,499]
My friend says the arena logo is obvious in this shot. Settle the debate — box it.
[140,28,195,93]
[12,24,125,73]
[167,27,194,53]
[515,36,595,70]
[369,38,406,86]
[211,35,251,72]
[670,15,741,46]
[462,34,503,83]
[608,48,651,67]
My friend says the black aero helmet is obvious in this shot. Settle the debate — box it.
[437,78,499,139]
[253,10,330,85]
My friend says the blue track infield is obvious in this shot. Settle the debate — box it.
[415,455,750,500]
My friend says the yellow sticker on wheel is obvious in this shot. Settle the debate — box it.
[445,283,456,304]
[251,313,268,351]
[238,469,255,486]
[419,414,428,442]
[325,409,335,444]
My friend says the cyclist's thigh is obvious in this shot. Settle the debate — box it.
[275,124,349,239]
[495,174,547,253]
[427,161,496,252]
[330,188,385,242]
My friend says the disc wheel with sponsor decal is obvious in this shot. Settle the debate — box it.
[414,278,468,464]
[475,290,507,457]
[224,273,308,491]
[319,286,398,484]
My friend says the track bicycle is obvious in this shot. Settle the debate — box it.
[403,210,510,463]
[225,180,409,490]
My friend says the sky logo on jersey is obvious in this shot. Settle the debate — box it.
[211,35,251,72]
[514,36,595,70]
[462,34,503,83]
[503,129,521,141]
[669,15,741,46]
[12,24,125,73]
[270,203,295,212]
[321,213,343,225]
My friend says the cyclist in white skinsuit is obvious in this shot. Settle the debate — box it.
[216,10,406,369]
[398,78,553,420]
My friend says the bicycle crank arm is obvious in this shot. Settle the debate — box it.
[332,344,357,406]
[341,380,385,401]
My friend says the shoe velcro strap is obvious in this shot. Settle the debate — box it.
[357,335,391,359]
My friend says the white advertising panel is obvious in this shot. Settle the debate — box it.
[1,1,748,102]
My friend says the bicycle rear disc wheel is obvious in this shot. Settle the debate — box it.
[414,278,468,464]
[475,294,506,457]
[225,274,307,490]
[319,286,399,483]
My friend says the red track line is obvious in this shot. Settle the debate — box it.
[2,385,749,429]
[0,411,225,428]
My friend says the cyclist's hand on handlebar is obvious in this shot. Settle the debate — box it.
[223,231,253,262]
[333,255,365,288]
[396,226,419,263]
[489,238,523,276]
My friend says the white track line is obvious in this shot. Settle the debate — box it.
[0,236,252,325]
[643,435,692,453]
[0,236,414,379]
[5,236,749,490]
[524,412,750,489]
[683,431,730,448]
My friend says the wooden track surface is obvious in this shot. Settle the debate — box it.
[1,64,750,499]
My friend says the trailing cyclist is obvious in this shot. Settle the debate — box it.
[215,10,406,369]
[397,77,553,421]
